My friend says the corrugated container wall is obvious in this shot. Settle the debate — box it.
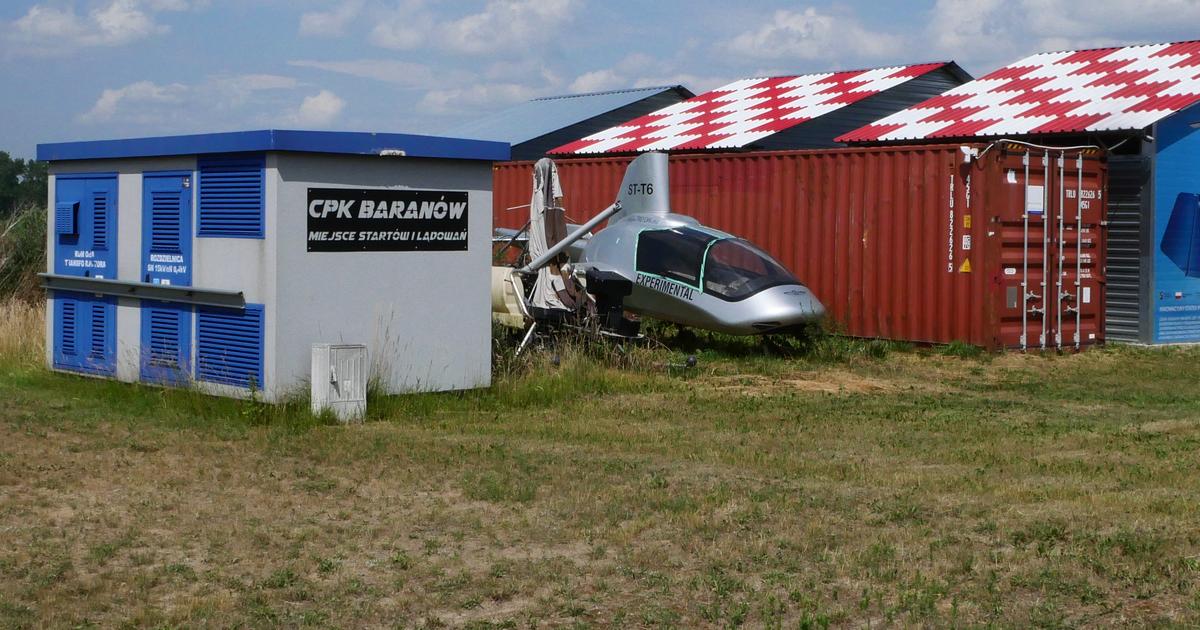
[494,146,1108,349]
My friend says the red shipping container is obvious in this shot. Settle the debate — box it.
[493,145,1107,350]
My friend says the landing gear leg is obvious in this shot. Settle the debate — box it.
[515,321,538,357]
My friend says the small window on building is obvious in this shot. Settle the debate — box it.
[635,227,716,288]
[197,155,265,238]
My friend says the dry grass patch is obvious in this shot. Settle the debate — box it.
[1,314,1200,626]
[0,299,42,368]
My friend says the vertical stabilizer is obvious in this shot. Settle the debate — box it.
[612,152,671,222]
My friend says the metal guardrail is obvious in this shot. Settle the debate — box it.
[39,273,246,309]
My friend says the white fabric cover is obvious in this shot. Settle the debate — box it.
[529,159,567,311]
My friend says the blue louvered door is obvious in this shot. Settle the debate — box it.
[140,304,192,384]
[53,174,117,375]
[53,293,116,375]
[142,172,193,287]
[53,174,117,278]
[140,172,194,383]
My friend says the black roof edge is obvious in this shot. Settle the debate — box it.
[941,61,975,84]
[531,85,694,102]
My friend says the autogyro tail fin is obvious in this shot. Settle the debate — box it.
[611,151,670,223]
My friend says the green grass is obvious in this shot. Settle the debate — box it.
[2,318,1200,626]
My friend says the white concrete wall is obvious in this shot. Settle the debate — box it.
[273,153,493,397]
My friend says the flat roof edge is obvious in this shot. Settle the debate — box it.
[36,129,510,162]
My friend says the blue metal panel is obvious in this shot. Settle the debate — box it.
[53,174,117,278]
[53,292,115,375]
[1160,193,1200,276]
[196,155,264,238]
[142,171,194,284]
[140,302,192,385]
[37,129,509,162]
[1151,102,1200,343]
[196,304,264,389]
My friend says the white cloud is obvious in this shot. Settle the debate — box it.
[78,74,304,126]
[143,0,208,10]
[288,58,448,87]
[632,74,729,94]
[207,74,302,109]
[439,0,575,55]
[568,69,624,94]
[368,0,576,55]
[418,83,542,115]
[723,8,903,63]
[80,80,186,123]
[10,5,87,39]
[91,0,167,43]
[368,0,432,50]
[567,53,729,96]
[299,0,363,37]
[4,0,181,56]
[927,0,1200,74]
[288,90,346,127]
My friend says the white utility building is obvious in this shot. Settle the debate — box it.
[37,129,509,401]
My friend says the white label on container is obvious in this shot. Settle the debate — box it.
[1007,170,1017,184]
[962,234,972,250]
[1026,185,1044,215]
[1083,286,1091,303]
[1004,267,1017,275]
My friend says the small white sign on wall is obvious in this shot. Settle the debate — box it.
[1026,185,1045,215]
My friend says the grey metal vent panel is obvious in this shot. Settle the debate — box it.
[1105,154,1149,341]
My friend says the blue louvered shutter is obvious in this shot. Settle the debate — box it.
[55,201,78,236]
[196,304,264,389]
[150,190,183,252]
[89,302,108,361]
[197,156,265,238]
[148,308,182,368]
[139,302,192,385]
[91,192,109,249]
[59,300,78,357]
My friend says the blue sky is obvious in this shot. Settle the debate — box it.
[1,0,1197,157]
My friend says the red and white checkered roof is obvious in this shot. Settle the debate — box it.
[838,41,1200,143]
[550,63,950,154]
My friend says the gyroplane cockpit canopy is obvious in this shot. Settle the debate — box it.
[634,227,801,302]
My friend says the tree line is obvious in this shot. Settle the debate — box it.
[0,151,47,217]
[0,152,46,300]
